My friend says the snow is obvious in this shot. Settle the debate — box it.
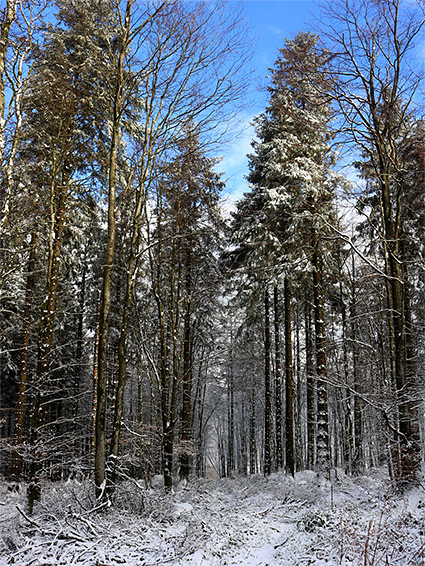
[1,468,424,565]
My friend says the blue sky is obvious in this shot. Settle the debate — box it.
[222,1,318,202]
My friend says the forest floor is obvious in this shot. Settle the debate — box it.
[1,467,425,565]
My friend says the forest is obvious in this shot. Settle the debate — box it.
[0,0,424,525]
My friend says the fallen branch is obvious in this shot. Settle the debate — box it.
[254,506,274,517]
[16,504,91,543]
[16,505,42,529]
[275,537,290,549]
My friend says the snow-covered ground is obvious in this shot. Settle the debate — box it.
[1,468,424,565]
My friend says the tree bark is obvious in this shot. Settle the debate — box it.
[273,284,283,470]
[11,231,37,480]
[250,379,257,475]
[94,0,132,500]
[350,255,362,474]
[305,299,315,470]
[28,177,68,513]
[179,256,193,480]
[284,277,295,476]
[264,286,272,476]
[109,178,146,487]
[227,332,235,476]
[312,241,329,476]
[381,173,420,484]
[0,0,17,161]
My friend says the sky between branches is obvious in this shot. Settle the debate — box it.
[222,0,318,202]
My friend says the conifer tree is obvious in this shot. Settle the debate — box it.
[146,123,225,489]
[241,31,341,475]
[16,0,118,510]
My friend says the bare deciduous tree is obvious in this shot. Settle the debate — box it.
[319,0,425,484]
[94,0,252,498]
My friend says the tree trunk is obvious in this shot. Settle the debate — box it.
[73,262,86,459]
[350,256,362,474]
[94,1,132,500]
[380,172,420,484]
[227,343,235,476]
[250,379,257,475]
[284,277,295,476]
[11,231,37,480]
[312,241,329,476]
[240,395,248,474]
[337,250,351,473]
[91,297,100,462]
[109,162,148,487]
[179,280,193,480]
[294,305,304,470]
[28,178,68,513]
[0,0,17,162]
[264,286,272,476]
[195,369,207,477]
[305,300,315,470]
[273,284,283,470]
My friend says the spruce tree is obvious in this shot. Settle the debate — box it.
[240,32,341,476]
